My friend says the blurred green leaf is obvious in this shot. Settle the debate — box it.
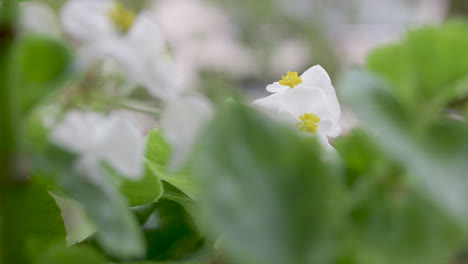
[17,178,67,259]
[121,262,202,264]
[161,181,197,216]
[339,69,468,231]
[37,244,107,264]
[139,199,209,262]
[367,21,468,116]
[335,130,385,188]
[12,34,72,114]
[349,181,462,264]
[108,163,164,207]
[61,169,146,259]
[146,129,198,199]
[192,104,343,264]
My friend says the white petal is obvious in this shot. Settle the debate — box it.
[20,2,61,38]
[50,111,145,179]
[300,65,332,88]
[160,95,214,171]
[127,14,178,100]
[327,124,342,138]
[316,133,336,152]
[49,111,108,154]
[266,82,288,93]
[95,114,146,179]
[61,0,116,43]
[252,92,283,114]
[126,13,165,59]
[74,156,104,180]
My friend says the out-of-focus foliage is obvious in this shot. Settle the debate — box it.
[335,20,468,264]
[193,104,343,264]
[367,21,468,119]
[37,244,107,264]
[336,131,463,264]
[146,129,198,199]
[15,179,66,261]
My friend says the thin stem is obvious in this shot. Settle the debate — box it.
[0,1,27,263]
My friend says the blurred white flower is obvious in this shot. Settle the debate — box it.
[253,65,341,148]
[61,0,177,100]
[19,2,61,38]
[50,111,145,179]
[160,95,214,171]
[154,0,258,91]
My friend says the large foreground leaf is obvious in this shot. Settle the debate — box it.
[192,105,343,264]
[339,69,468,229]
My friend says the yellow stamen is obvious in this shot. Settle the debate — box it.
[296,113,320,133]
[109,2,135,33]
[279,71,303,88]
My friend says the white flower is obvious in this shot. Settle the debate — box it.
[160,95,214,171]
[61,0,177,100]
[50,111,146,179]
[19,2,61,38]
[253,65,341,148]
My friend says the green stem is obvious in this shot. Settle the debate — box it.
[0,1,28,264]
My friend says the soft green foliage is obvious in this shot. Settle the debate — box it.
[334,21,468,264]
[37,244,107,264]
[60,169,146,259]
[339,70,468,227]
[108,163,164,207]
[146,129,199,199]
[138,199,209,262]
[367,21,468,119]
[192,104,343,264]
[121,262,202,264]
[15,179,67,260]
[12,34,72,114]
[336,131,463,264]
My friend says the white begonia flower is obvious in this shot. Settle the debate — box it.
[160,95,214,171]
[253,65,341,148]
[61,0,177,100]
[19,2,62,38]
[50,111,146,179]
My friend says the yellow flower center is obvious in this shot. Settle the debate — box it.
[279,71,303,88]
[296,113,320,133]
[109,2,135,33]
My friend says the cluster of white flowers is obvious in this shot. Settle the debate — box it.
[25,0,213,180]
[25,0,341,180]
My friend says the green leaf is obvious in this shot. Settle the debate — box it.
[60,169,146,259]
[367,21,468,113]
[335,130,385,188]
[17,179,67,259]
[108,163,164,207]
[141,199,209,262]
[192,104,343,264]
[145,129,198,199]
[349,182,462,264]
[37,244,107,264]
[12,35,73,114]
[121,262,202,264]
[339,69,468,231]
